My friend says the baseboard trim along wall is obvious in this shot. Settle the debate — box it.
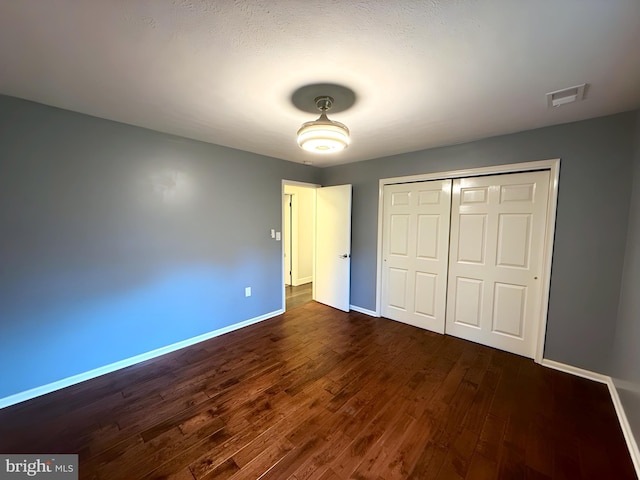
[542,359,640,477]
[349,305,378,317]
[0,308,285,410]
[2,311,637,478]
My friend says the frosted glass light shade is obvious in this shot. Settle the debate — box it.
[297,113,350,153]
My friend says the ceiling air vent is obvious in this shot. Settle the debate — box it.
[546,83,587,108]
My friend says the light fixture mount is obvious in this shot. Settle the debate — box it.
[314,95,333,112]
[294,88,353,154]
[291,83,356,114]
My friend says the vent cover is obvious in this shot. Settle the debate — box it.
[546,84,587,108]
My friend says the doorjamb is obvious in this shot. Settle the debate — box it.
[375,159,560,364]
[282,180,320,311]
[284,193,293,286]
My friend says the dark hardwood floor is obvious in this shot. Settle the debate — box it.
[0,302,635,479]
[286,282,313,310]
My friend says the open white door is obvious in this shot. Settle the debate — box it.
[315,185,352,312]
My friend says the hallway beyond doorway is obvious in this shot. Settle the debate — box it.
[286,283,312,310]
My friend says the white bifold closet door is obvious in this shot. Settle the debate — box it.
[445,170,550,358]
[381,180,452,333]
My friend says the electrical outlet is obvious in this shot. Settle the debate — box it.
[275,232,281,241]
[245,287,251,297]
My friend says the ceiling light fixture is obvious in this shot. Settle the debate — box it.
[297,96,350,153]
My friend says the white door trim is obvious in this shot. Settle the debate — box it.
[284,193,293,286]
[375,159,560,364]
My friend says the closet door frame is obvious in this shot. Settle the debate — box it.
[375,159,560,364]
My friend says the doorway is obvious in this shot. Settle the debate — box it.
[283,182,316,310]
[377,159,560,362]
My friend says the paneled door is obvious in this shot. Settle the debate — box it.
[445,171,550,358]
[315,184,352,312]
[381,180,452,333]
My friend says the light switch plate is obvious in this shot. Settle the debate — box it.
[276,232,281,241]
[270,229,275,238]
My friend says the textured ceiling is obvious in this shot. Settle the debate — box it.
[1,1,639,167]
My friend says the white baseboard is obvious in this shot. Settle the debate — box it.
[0,308,284,410]
[293,276,312,286]
[349,305,378,317]
[541,359,610,383]
[542,359,640,477]
[609,378,640,477]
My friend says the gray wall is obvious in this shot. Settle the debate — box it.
[0,95,320,399]
[611,109,640,450]
[321,112,637,372]
[1,91,637,407]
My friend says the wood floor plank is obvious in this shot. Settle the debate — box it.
[0,302,634,480]
[466,452,498,480]
[475,414,506,465]
[435,428,479,479]
[407,440,450,479]
[379,410,440,479]
[349,411,416,479]
[330,392,408,478]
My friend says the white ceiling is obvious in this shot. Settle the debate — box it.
[1,1,639,167]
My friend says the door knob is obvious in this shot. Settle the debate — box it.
[339,254,350,259]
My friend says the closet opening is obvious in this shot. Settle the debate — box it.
[376,159,560,362]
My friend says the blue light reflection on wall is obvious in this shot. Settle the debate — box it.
[0,95,320,401]
[1,263,268,397]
